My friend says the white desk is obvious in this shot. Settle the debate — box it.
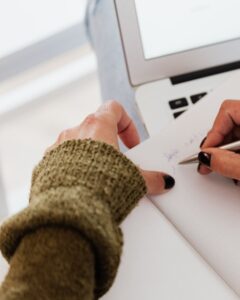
[103,199,239,300]
[0,197,239,299]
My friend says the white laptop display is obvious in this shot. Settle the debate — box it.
[114,0,240,136]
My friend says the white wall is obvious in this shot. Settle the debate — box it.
[0,0,87,57]
[0,72,101,215]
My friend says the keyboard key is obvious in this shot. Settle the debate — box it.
[190,92,207,104]
[173,110,186,119]
[169,98,188,109]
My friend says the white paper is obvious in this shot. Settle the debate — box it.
[127,72,240,296]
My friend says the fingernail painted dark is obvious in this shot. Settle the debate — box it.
[200,137,207,148]
[163,175,175,190]
[232,179,239,186]
[198,152,211,167]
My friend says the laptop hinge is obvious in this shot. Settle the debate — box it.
[170,61,240,85]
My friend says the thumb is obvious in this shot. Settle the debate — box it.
[198,148,240,180]
[140,169,175,195]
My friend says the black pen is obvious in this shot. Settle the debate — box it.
[179,140,240,165]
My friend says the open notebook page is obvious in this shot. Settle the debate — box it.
[127,72,240,296]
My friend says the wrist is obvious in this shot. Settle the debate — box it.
[31,139,147,223]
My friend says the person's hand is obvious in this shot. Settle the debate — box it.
[46,101,175,195]
[198,100,240,181]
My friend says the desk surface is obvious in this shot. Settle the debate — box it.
[0,197,239,299]
[103,198,239,300]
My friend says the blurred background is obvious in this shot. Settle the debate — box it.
[0,0,101,216]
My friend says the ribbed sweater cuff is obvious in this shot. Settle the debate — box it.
[0,139,146,297]
[31,139,147,223]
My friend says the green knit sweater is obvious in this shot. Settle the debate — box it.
[0,139,147,299]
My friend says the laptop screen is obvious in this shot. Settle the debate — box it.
[135,0,240,60]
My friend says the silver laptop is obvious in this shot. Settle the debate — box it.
[114,0,240,136]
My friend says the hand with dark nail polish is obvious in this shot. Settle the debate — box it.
[198,152,211,167]
[197,163,202,173]
[200,137,207,148]
[163,175,175,190]
[197,100,240,181]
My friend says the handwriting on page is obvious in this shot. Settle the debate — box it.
[163,149,180,163]
[162,130,206,174]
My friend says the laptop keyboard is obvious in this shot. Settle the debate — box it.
[190,92,207,104]
[169,98,188,109]
[173,110,186,119]
[169,92,207,118]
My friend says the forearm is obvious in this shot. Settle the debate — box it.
[0,227,95,300]
[0,140,146,299]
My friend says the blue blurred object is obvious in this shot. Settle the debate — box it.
[85,0,148,143]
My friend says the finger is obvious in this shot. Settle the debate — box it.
[96,101,140,149]
[198,137,213,175]
[198,163,212,175]
[233,126,240,140]
[78,113,119,149]
[44,127,80,155]
[203,100,240,148]
[198,148,240,180]
[46,101,140,154]
[140,169,175,195]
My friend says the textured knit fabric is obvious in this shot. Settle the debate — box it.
[0,227,95,300]
[0,139,147,299]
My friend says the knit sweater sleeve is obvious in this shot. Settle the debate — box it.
[0,140,146,300]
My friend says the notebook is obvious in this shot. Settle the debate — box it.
[103,71,240,299]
